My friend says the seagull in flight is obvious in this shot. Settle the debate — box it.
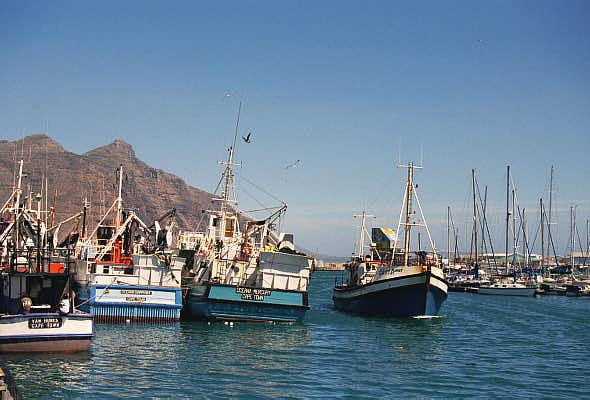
[476,38,487,45]
[242,132,252,144]
[285,159,301,169]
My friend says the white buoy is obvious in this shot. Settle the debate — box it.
[229,322,234,327]
[126,319,131,324]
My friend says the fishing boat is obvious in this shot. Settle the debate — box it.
[0,311,93,353]
[74,166,184,323]
[0,160,93,352]
[184,106,313,322]
[332,163,448,317]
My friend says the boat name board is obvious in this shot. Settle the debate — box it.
[235,287,272,301]
[93,286,180,305]
[28,317,63,329]
[120,289,153,295]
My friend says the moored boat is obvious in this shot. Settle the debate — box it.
[333,163,448,317]
[74,166,184,323]
[477,282,536,296]
[0,312,93,353]
[184,110,313,322]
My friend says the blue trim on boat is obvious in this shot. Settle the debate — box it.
[186,283,309,322]
[0,334,93,344]
[86,285,182,322]
[92,302,182,309]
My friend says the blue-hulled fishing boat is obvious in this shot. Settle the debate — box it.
[184,106,313,322]
[74,166,184,323]
[333,163,448,317]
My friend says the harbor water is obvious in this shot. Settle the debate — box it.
[2,271,589,399]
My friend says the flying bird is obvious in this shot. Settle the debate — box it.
[285,159,301,169]
[475,38,487,45]
[242,132,252,143]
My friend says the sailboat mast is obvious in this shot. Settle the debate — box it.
[539,198,545,274]
[512,189,517,269]
[570,206,575,270]
[505,165,510,272]
[546,166,554,263]
[447,206,450,268]
[472,169,478,276]
[403,163,414,267]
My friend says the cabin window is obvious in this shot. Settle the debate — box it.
[212,218,219,227]
[102,265,109,274]
[225,219,235,238]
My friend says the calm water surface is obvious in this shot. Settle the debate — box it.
[2,271,589,399]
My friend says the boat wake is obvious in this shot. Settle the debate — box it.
[413,315,443,319]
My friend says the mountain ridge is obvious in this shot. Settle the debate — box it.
[0,135,213,233]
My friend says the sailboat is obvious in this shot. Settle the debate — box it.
[332,162,448,317]
[478,166,535,296]
[184,106,313,322]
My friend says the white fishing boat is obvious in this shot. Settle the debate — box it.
[74,166,184,322]
[0,159,94,352]
[0,311,93,353]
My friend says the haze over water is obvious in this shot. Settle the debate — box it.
[2,271,588,399]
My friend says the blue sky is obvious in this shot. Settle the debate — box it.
[1,1,589,257]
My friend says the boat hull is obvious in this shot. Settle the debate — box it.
[83,285,182,323]
[478,286,536,296]
[332,270,448,317]
[186,284,309,322]
[0,313,93,353]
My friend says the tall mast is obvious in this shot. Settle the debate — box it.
[505,165,510,273]
[570,206,575,270]
[447,206,450,268]
[14,160,24,254]
[472,169,478,278]
[218,101,242,245]
[402,163,414,267]
[539,198,545,273]
[512,189,516,270]
[546,165,554,265]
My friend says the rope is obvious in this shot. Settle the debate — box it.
[75,277,118,309]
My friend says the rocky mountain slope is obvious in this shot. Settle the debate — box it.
[0,135,213,233]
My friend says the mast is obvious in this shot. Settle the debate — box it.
[472,169,478,278]
[219,101,242,242]
[402,163,414,267]
[546,165,554,266]
[539,198,545,274]
[115,165,123,228]
[505,165,510,274]
[512,189,516,273]
[14,160,24,255]
[354,210,375,259]
[570,206,575,271]
[447,206,450,268]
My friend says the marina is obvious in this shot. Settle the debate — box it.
[1,2,589,397]
[1,271,590,398]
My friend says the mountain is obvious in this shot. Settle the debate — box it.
[0,135,213,233]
